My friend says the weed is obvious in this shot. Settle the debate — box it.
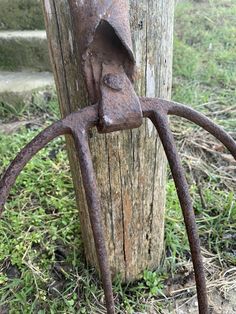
[143,270,165,296]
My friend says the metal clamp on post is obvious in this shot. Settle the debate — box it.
[71,0,142,133]
[99,62,142,132]
[0,1,236,314]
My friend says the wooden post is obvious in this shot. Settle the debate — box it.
[42,0,174,282]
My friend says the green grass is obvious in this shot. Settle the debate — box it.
[171,0,236,267]
[0,0,236,312]
[0,111,169,313]
[173,0,236,132]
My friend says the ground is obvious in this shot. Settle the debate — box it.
[0,0,235,313]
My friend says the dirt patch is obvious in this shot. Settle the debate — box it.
[162,250,236,313]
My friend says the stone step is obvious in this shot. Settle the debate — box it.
[0,30,51,72]
[0,71,55,111]
[0,0,45,31]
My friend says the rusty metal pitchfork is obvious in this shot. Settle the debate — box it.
[0,1,236,313]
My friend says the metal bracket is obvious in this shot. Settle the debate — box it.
[70,0,142,133]
[98,63,142,132]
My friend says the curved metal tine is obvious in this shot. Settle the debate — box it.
[0,120,70,214]
[0,104,113,312]
[72,127,115,314]
[149,111,209,314]
[142,97,236,159]
[167,102,236,159]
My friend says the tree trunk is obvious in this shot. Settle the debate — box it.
[42,0,174,282]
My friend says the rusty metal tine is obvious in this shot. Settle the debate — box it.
[0,120,70,214]
[149,111,209,314]
[167,101,236,159]
[1,95,235,314]
[142,97,236,159]
[72,127,115,314]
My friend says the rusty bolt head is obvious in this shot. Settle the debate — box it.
[103,73,125,91]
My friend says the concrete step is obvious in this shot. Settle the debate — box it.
[0,30,51,72]
[0,71,55,112]
[0,0,44,31]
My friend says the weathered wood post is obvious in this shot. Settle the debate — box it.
[42,0,174,282]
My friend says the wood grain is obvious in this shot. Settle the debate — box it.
[42,0,174,282]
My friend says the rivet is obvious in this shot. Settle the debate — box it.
[103,73,125,91]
